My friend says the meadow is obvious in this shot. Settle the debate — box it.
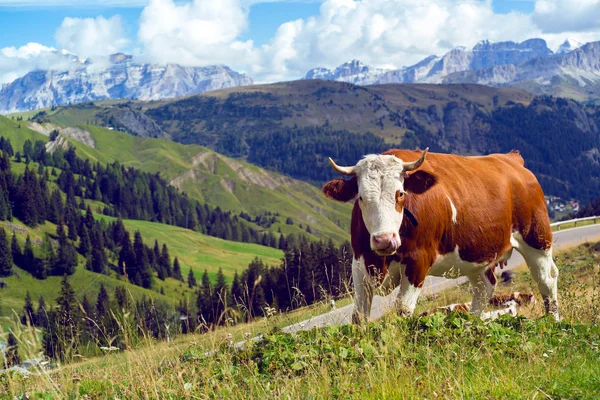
[3,240,600,398]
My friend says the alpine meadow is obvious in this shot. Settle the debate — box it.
[2,1,600,398]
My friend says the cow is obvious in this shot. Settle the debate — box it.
[322,148,559,323]
[420,292,537,317]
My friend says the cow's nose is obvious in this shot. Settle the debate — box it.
[371,232,400,254]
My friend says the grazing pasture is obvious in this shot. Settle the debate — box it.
[3,240,600,398]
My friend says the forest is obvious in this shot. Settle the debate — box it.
[0,136,354,364]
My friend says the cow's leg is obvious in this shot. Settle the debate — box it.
[380,260,402,295]
[351,256,374,324]
[394,263,424,316]
[467,269,517,319]
[511,233,559,320]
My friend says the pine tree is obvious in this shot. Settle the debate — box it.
[54,222,78,276]
[37,234,54,280]
[36,296,48,329]
[5,332,21,367]
[43,309,62,361]
[133,231,152,289]
[22,235,35,274]
[173,257,183,281]
[78,225,91,257]
[119,233,137,284]
[0,227,12,277]
[231,271,242,306]
[55,274,79,360]
[159,244,172,278]
[187,268,197,288]
[10,233,21,267]
[21,291,35,326]
[115,286,129,311]
[212,268,229,325]
[197,270,213,326]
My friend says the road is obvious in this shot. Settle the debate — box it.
[282,224,600,334]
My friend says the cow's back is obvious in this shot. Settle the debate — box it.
[385,149,552,266]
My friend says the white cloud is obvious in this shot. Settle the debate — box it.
[0,43,75,84]
[138,0,260,69]
[55,15,129,59]
[533,0,600,33]
[137,0,543,82]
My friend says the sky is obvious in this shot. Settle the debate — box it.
[0,0,599,84]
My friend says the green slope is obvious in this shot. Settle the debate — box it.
[17,119,351,243]
[0,214,282,316]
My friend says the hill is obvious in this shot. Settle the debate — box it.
[0,115,352,243]
[21,80,600,204]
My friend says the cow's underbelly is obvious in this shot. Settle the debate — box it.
[428,245,509,279]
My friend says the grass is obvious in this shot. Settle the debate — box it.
[3,240,600,398]
[0,114,351,243]
[0,212,283,318]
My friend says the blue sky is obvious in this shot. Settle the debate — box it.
[0,0,598,83]
[0,1,533,49]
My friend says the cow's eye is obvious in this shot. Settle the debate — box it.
[359,196,363,202]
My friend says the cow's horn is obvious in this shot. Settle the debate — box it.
[403,148,429,171]
[328,157,355,175]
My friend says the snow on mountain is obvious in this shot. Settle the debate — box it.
[305,59,389,85]
[443,41,600,87]
[556,38,583,54]
[0,53,253,113]
[305,39,554,85]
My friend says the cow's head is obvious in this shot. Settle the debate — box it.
[323,149,436,256]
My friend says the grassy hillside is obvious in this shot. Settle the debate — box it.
[0,213,283,317]
[3,240,600,398]
[17,81,600,204]
[7,116,351,243]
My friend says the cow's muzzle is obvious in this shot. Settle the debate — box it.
[371,232,400,256]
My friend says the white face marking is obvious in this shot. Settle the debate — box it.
[354,154,406,241]
[446,195,457,224]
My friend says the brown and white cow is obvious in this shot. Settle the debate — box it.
[322,149,559,323]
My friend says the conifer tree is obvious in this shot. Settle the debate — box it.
[173,257,183,281]
[54,222,78,276]
[22,235,35,274]
[11,233,21,267]
[55,274,79,360]
[115,286,129,311]
[5,332,20,367]
[231,271,242,306]
[78,225,91,257]
[119,233,137,284]
[197,270,212,326]
[133,231,152,289]
[159,244,172,277]
[36,296,48,329]
[0,227,12,277]
[212,268,229,325]
[21,291,35,326]
[187,268,197,288]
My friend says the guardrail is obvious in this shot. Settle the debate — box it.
[550,215,600,230]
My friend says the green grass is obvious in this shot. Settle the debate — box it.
[94,215,284,283]
[0,213,283,318]
[3,241,600,398]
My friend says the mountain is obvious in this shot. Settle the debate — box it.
[443,41,600,101]
[304,38,600,102]
[305,39,554,85]
[20,80,600,204]
[0,54,253,113]
[556,38,583,54]
[305,59,389,85]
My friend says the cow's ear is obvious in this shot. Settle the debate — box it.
[404,170,437,195]
[322,177,358,202]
